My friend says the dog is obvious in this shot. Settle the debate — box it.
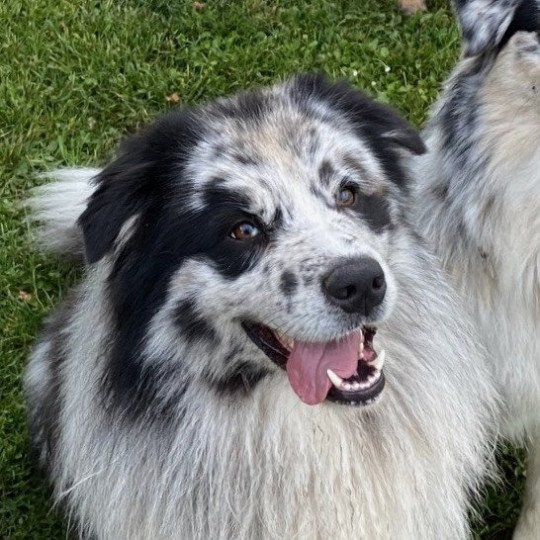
[26,74,497,539]
[410,1,540,537]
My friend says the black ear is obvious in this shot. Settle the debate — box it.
[78,156,151,263]
[289,73,426,156]
[78,110,200,263]
[368,108,426,156]
[452,0,522,57]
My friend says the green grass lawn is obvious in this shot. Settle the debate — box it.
[0,0,525,537]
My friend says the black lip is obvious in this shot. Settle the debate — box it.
[242,321,385,406]
[242,322,288,368]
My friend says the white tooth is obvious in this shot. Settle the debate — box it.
[371,349,386,371]
[343,382,352,391]
[327,369,344,388]
[351,382,361,391]
[366,375,376,387]
[357,330,364,355]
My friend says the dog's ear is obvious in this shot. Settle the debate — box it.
[366,106,426,156]
[343,86,427,156]
[452,0,522,57]
[78,158,149,263]
[290,73,426,156]
[78,112,200,263]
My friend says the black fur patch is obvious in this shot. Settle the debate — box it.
[271,207,284,230]
[174,299,217,344]
[232,152,257,165]
[318,160,335,186]
[211,143,226,157]
[355,193,392,232]
[431,182,449,200]
[306,127,320,157]
[119,362,189,423]
[210,361,271,396]
[280,271,298,296]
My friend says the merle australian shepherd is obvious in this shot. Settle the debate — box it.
[412,0,540,537]
[26,74,496,538]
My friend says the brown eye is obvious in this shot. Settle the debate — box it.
[336,186,356,207]
[230,221,260,240]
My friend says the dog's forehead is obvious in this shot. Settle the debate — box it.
[185,96,386,215]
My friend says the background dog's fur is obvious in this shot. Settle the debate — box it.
[411,1,540,537]
[26,74,497,538]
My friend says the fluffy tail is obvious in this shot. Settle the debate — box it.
[26,168,100,257]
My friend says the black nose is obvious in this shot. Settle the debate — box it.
[322,258,386,315]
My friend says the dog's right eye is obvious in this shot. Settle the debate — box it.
[230,221,260,240]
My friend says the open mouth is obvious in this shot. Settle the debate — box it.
[242,322,385,407]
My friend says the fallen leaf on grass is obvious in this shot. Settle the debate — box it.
[18,290,32,302]
[165,92,181,104]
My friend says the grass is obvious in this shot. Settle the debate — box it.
[0,0,524,537]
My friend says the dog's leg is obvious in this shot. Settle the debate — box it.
[398,0,427,14]
[514,440,540,539]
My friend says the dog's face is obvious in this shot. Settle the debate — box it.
[80,75,425,411]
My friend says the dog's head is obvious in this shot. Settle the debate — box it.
[80,74,425,411]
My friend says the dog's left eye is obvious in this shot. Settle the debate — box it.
[336,186,357,207]
[230,221,260,240]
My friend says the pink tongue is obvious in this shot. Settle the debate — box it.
[286,332,361,405]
